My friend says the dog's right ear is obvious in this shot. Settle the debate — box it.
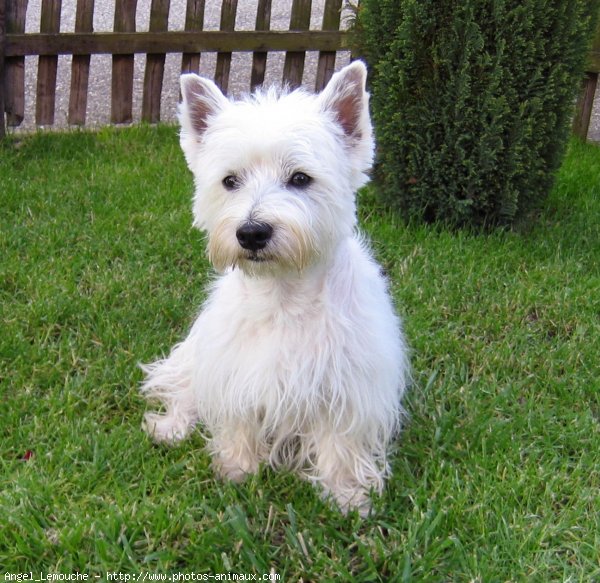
[179,74,228,165]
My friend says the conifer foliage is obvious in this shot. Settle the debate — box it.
[358,0,599,227]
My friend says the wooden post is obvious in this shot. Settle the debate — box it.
[214,0,238,94]
[111,0,137,124]
[68,0,94,125]
[283,0,311,89]
[573,18,600,140]
[36,0,61,126]
[181,0,205,74]
[0,0,5,139]
[5,0,28,127]
[142,0,170,123]
[315,0,342,91]
[250,0,271,91]
[573,72,598,140]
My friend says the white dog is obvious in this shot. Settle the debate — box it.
[141,61,409,515]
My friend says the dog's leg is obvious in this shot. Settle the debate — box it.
[209,420,263,483]
[140,349,199,444]
[142,400,198,444]
[309,430,387,517]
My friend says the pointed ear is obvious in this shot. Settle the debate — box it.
[318,61,370,142]
[179,74,228,166]
[180,74,228,137]
[318,61,374,183]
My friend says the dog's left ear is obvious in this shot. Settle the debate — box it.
[318,61,373,175]
[318,61,370,142]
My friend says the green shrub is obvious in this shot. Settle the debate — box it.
[358,0,599,227]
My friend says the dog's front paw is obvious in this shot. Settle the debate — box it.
[211,449,259,483]
[325,486,373,518]
[142,411,194,444]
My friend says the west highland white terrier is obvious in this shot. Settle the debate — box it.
[141,61,409,515]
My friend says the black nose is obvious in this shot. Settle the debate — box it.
[236,221,273,251]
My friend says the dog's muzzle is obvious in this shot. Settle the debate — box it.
[236,221,273,253]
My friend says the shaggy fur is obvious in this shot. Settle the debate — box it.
[141,61,409,515]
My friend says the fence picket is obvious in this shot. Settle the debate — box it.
[111,0,137,124]
[283,0,311,89]
[68,0,94,125]
[573,23,600,140]
[181,0,205,74]
[36,0,61,126]
[573,72,599,140]
[0,0,5,138]
[214,0,238,94]
[250,0,271,91]
[315,0,342,91]
[5,0,27,127]
[142,0,170,123]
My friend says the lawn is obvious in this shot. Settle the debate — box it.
[1,126,599,581]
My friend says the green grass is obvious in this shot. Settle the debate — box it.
[1,126,599,580]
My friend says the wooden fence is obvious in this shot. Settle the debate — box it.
[0,1,599,139]
[0,0,352,136]
[573,19,600,141]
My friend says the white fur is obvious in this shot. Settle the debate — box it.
[141,62,409,516]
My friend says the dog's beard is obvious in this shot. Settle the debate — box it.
[207,221,320,276]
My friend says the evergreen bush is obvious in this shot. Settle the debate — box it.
[357,0,599,227]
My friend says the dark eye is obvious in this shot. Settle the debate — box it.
[222,175,240,190]
[289,172,312,189]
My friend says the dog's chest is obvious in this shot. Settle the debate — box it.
[227,279,326,361]
[198,273,338,404]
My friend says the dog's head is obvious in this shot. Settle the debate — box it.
[178,61,374,276]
